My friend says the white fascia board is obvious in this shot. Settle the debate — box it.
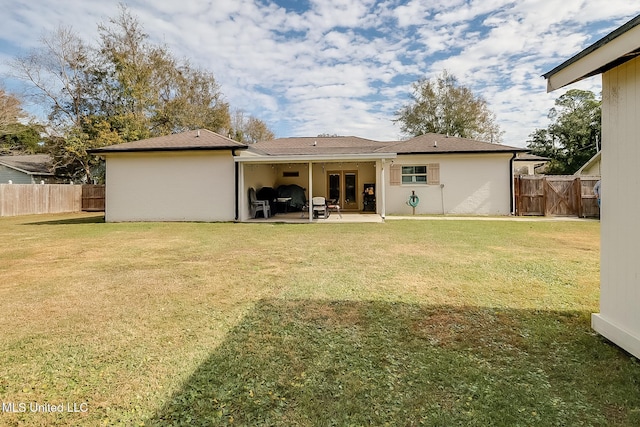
[547,25,640,92]
[234,153,397,163]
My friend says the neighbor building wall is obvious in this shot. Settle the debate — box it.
[104,151,236,222]
[0,165,35,184]
[583,161,601,176]
[384,153,514,215]
[592,56,640,358]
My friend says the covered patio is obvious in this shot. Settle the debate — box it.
[235,152,395,223]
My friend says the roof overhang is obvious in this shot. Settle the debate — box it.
[0,160,54,176]
[393,149,526,156]
[234,153,396,164]
[90,146,248,156]
[544,15,640,92]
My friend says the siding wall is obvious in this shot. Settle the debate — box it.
[0,165,34,184]
[104,151,236,222]
[593,56,640,358]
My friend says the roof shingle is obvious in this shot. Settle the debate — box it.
[90,129,247,154]
[0,154,54,175]
[249,136,390,156]
[376,134,526,154]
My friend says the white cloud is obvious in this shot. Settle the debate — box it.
[0,0,637,145]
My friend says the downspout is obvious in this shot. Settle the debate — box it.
[308,161,313,222]
[233,149,239,221]
[380,159,386,220]
[509,152,516,215]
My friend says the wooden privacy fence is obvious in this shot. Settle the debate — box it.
[82,184,105,212]
[0,184,105,217]
[514,175,600,218]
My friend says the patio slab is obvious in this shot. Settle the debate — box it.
[244,212,384,223]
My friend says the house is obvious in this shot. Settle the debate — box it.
[543,14,640,359]
[236,134,525,219]
[574,151,601,176]
[513,153,550,175]
[0,154,57,184]
[89,129,248,222]
[91,129,525,222]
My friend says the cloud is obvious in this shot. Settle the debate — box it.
[0,0,637,145]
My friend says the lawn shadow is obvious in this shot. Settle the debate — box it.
[24,213,105,225]
[148,299,640,426]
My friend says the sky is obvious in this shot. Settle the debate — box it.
[0,1,637,147]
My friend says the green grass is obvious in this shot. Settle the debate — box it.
[0,213,638,426]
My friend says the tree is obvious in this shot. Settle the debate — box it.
[12,27,96,131]
[0,88,44,155]
[0,122,45,155]
[11,5,233,182]
[395,70,502,143]
[229,108,275,143]
[97,6,231,137]
[12,26,106,178]
[0,88,25,129]
[527,89,601,175]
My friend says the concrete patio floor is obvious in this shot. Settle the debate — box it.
[244,211,384,223]
[244,212,599,224]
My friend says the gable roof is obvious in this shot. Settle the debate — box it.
[249,136,390,156]
[247,134,524,157]
[543,14,640,91]
[575,150,602,175]
[89,129,248,154]
[514,153,550,162]
[376,134,526,154]
[0,154,54,176]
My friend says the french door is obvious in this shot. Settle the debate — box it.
[327,170,358,211]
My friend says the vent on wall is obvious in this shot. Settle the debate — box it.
[283,171,299,177]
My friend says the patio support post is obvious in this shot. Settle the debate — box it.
[238,161,246,221]
[308,161,313,222]
[380,159,386,219]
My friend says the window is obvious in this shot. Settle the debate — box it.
[390,163,440,186]
[401,166,428,184]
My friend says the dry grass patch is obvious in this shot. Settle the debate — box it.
[1,213,637,426]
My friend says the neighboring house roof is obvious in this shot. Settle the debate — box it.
[575,150,602,176]
[0,154,54,176]
[89,129,248,154]
[376,134,526,154]
[514,153,550,162]
[543,14,640,91]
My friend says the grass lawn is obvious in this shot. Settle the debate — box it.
[0,213,638,426]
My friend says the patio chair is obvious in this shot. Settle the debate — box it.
[312,196,329,219]
[249,187,271,218]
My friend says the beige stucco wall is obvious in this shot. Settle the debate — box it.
[592,57,640,358]
[581,158,601,176]
[104,151,236,222]
[245,164,277,192]
[384,153,514,215]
